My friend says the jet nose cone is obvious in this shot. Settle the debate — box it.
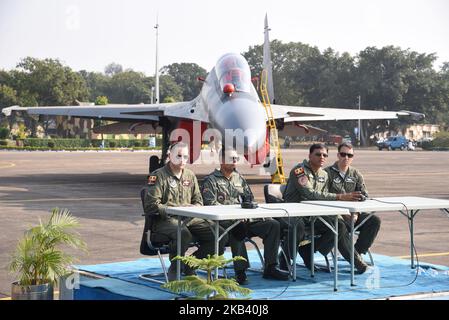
[245,132,262,152]
[215,97,266,152]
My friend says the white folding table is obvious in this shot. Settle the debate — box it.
[303,196,449,286]
[166,203,349,291]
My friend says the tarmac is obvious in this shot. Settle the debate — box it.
[1,147,449,298]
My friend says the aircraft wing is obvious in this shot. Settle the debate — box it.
[270,104,423,122]
[277,122,327,138]
[2,98,209,123]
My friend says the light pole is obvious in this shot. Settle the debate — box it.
[151,86,154,104]
[357,95,361,146]
[154,18,159,104]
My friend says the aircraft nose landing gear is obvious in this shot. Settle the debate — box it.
[149,155,160,174]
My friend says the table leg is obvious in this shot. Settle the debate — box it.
[350,213,355,286]
[334,215,338,292]
[410,210,415,269]
[215,222,219,280]
[292,219,297,281]
[177,217,181,281]
[311,217,315,278]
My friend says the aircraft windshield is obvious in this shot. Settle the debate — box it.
[215,53,251,93]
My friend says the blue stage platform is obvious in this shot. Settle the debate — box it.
[74,251,449,300]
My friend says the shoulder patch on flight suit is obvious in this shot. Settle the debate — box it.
[148,175,157,185]
[294,167,305,176]
[298,175,308,186]
[217,192,226,203]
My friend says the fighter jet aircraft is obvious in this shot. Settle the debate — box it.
[2,17,423,173]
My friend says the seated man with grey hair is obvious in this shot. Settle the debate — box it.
[201,148,289,284]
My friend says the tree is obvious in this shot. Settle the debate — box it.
[159,75,183,102]
[104,63,123,76]
[78,70,109,102]
[104,70,152,103]
[7,57,90,137]
[95,95,108,105]
[14,57,89,106]
[161,63,207,101]
[0,84,19,130]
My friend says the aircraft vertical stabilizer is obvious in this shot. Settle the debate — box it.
[263,14,275,104]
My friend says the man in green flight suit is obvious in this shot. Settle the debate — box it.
[201,149,290,284]
[144,142,228,281]
[282,143,369,274]
[325,142,381,257]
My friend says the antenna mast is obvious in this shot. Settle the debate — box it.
[154,17,160,104]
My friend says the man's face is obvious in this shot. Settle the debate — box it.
[169,145,189,170]
[220,150,239,172]
[309,147,328,168]
[337,146,354,167]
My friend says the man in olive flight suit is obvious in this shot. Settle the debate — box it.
[325,142,381,257]
[201,149,289,284]
[282,143,369,274]
[144,142,228,281]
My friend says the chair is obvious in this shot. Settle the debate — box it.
[263,184,332,272]
[139,188,172,284]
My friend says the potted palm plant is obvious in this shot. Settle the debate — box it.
[162,254,252,300]
[9,208,87,300]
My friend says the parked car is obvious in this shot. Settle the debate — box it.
[342,135,352,144]
[377,136,408,151]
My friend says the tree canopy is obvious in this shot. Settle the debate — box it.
[1,41,448,140]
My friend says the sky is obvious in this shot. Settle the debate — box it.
[1,0,448,76]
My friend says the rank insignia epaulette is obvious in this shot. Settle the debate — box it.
[148,175,157,185]
[294,167,305,176]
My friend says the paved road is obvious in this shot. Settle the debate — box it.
[1,149,449,298]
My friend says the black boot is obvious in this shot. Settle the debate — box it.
[298,244,313,270]
[235,270,248,285]
[278,253,290,272]
[263,264,290,281]
[354,254,369,274]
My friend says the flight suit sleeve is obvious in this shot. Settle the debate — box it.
[294,170,337,201]
[241,176,254,200]
[201,177,220,206]
[191,175,203,206]
[144,172,169,219]
[355,170,369,198]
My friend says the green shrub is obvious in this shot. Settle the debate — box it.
[0,139,8,146]
[421,140,433,150]
[0,127,10,139]
[431,131,449,148]
[11,138,162,150]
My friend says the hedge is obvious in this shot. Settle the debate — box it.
[0,127,9,139]
[431,131,449,148]
[22,138,162,149]
[0,146,159,151]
